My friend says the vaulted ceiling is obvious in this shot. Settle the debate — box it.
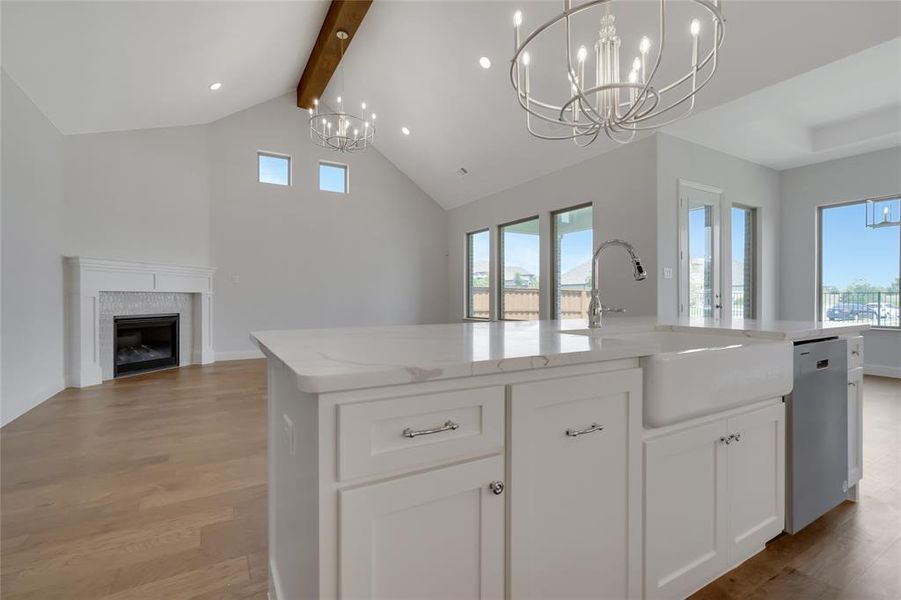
[3,1,900,209]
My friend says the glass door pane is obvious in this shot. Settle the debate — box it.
[688,202,715,317]
[680,184,721,319]
[500,217,540,320]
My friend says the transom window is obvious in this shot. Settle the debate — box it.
[319,161,348,194]
[258,152,291,186]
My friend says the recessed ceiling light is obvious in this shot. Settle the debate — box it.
[209,82,222,91]
[401,127,410,136]
[479,56,491,69]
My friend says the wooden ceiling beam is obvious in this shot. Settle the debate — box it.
[296,0,373,110]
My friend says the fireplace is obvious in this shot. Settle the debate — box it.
[114,314,179,377]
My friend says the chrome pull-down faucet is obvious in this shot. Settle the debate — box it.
[588,239,647,328]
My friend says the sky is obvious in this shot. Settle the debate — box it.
[822,202,899,289]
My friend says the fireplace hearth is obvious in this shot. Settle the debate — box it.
[114,314,179,377]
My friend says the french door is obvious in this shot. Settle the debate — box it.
[679,180,724,319]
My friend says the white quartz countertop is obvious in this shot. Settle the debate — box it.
[251,320,661,393]
[665,317,870,341]
[251,317,869,394]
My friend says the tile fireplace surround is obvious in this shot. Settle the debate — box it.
[64,257,216,387]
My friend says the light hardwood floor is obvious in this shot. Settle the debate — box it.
[1,363,898,599]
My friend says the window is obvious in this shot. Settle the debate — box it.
[258,152,290,186]
[552,205,593,319]
[319,161,348,194]
[466,230,490,319]
[499,217,540,320]
[819,198,900,328]
[731,206,757,319]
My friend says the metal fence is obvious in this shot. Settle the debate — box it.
[822,291,900,328]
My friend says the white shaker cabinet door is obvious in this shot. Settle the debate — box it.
[509,369,643,600]
[644,420,729,600]
[726,402,785,565]
[339,454,504,600]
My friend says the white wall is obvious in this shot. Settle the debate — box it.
[780,147,901,376]
[1,71,66,425]
[447,136,658,321]
[64,125,210,265]
[209,93,448,358]
[656,134,782,322]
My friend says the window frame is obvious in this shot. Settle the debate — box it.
[817,195,901,329]
[257,151,292,186]
[465,228,491,320]
[498,214,541,321]
[550,203,593,320]
[318,160,349,194]
[731,203,758,320]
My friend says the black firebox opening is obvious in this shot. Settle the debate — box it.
[114,314,179,377]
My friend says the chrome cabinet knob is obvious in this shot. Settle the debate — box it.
[488,481,505,495]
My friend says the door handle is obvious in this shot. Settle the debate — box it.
[402,420,459,439]
[565,423,604,437]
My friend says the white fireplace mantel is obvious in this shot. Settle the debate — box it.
[64,257,217,387]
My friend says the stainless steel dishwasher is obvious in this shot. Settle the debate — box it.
[785,337,848,534]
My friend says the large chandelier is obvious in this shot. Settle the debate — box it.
[309,30,375,153]
[510,0,725,146]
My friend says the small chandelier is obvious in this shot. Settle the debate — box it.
[510,0,725,146]
[309,30,375,153]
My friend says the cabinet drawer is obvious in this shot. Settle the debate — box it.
[337,386,505,480]
[846,335,863,370]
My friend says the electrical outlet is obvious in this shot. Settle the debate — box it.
[282,414,295,456]
[663,267,674,279]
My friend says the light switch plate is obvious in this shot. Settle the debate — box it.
[663,267,674,279]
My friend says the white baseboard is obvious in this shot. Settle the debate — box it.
[1,377,66,427]
[864,364,901,378]
[215,349,264,362]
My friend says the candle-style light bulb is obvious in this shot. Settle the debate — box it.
[577,45,588,62]
[639,36,651,54]
[690,19,701,36]
[632,57,641,72]
[522,51,531,66]
[362,102,367,110]
[371,113,376,120]
[308,108,313,116]
[513,10,523,26]
[628,70,638,83]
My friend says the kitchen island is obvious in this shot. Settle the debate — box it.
[252,317,868,600]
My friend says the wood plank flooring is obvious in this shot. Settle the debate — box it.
[1,362,898,599]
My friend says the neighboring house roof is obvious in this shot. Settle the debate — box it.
[560,260,591,287]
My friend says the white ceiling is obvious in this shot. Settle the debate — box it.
[3,1,900,209]
[662,37,901,170]
[1,1,329,134]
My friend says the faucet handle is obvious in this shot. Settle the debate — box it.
[600,306,626,314]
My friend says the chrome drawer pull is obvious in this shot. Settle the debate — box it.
[565,423,604,437]
[402,420,459,439]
